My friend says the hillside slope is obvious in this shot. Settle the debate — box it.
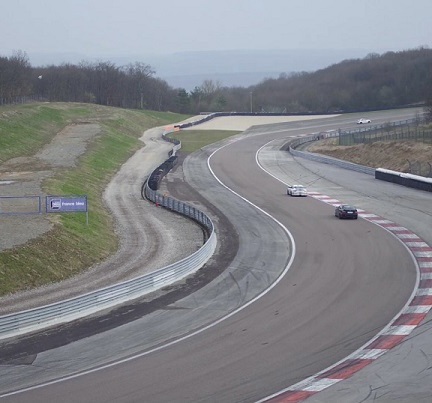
[307,139,432,175]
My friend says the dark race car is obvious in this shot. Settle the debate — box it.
[335,204,358,219]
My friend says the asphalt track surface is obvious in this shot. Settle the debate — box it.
[0,111,428,402]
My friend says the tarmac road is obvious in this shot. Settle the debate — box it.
[273,144,432,400]
[0,113,422,402]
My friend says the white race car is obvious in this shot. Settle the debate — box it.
[357,118,371,124]
[287,184,307,197]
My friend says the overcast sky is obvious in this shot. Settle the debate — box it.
[1,0,431,62]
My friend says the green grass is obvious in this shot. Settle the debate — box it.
[0,102,190,295]
[170,129,240,153]
[0,103,94,163]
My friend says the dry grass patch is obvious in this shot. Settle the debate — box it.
[307,139,432,172]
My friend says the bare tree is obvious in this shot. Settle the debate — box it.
[122,62,155,108]
[0,50,31,104]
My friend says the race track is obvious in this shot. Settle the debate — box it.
[0,111,426,402]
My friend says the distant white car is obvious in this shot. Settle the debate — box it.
[287,184,307,197]
[357,118,371,124]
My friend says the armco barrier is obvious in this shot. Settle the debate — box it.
[143,181,213,234]
[0,128,216,340]
[290,147,376,175]
[286,132,431,190]
[286,133,376,176]
[0,200,215,340]
[0,227,215,340]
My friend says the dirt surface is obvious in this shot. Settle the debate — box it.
[0,123,102,248]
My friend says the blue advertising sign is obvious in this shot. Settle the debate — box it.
[46,195,88,213]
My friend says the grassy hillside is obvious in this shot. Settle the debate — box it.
[0,102,190,295]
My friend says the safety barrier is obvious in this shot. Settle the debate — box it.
[0,128,216,340]
[375,168,432,192]
[286,132,431,191]
[287,133,376,175]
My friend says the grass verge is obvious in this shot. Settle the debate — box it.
[168,129,240,153]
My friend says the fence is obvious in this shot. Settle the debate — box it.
[339,117,432,145]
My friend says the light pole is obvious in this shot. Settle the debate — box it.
[250,91,253,113]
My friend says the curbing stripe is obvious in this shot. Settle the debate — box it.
[261,192,432,403]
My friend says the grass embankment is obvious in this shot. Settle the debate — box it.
[170,129,240,153]
[307,137,432,172]
[0,102,190,295]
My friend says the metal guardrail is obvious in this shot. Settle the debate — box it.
[287,134,376,175]
[144,184,214,232]
[290,148,376,175]
[0,130,217,341]
[287,131,432,192]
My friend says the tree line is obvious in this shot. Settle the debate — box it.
[0,52,178,110]
[1,47,432,115]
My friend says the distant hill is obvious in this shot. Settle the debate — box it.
[150,49,377,90]
[251,47,432,113]
[161,71,280,90]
